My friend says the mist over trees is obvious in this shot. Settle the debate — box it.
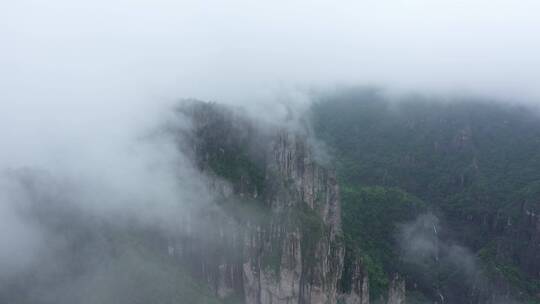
[312,89,540,303]
[2,0,540,303]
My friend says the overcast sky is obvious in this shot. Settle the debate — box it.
[0,0,539,186]
[2,0,540,108]
[0,0,538,176]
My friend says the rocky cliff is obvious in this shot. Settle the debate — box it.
[172,101,385,304]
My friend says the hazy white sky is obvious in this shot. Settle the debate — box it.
[2,0,540,109]
[0,0,538,174]
[0,0,539,178]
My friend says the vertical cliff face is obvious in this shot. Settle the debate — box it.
[228,128,346,304]
[517,200,540,280]
[172,101,373,304]
[339,254,369,304]
[254,130,344,304]
[386,274,406,304]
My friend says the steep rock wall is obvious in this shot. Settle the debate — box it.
[173,101,380,304]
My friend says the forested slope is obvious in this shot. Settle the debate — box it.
[312,88,540,303]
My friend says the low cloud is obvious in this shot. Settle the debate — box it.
[398,213,519,303]
[1,0,539,302]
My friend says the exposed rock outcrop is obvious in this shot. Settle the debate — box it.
[387,274,405,304]
[233,130,345,304]
[339,255,369,304]
[517,200,540,279]
[173,101,396,304]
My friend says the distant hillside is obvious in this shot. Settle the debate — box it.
[312,88,540,303]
